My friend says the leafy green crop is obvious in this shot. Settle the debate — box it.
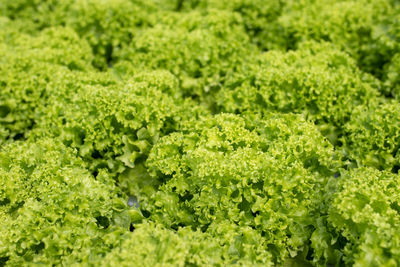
[1,0,400,266]
[344,101,400,171]
[145,113,337,264]
[384,53,400,98]
[323,168,400,266]
[0,139,133,266]
[115,9,255,103]
[277,0,399,77]
[103,222,274,266]
[216,41,380,145]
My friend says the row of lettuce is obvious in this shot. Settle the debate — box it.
[1,0,400,266]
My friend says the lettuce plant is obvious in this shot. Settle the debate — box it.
[326,168,400,266]
[103,222,274,266]
[344,101,400,171]
[144,113,338,264]
[0,25,93,145]
[116,9,256,101]
[384,53,400,98]
[1,0,400,266]
[216,42,380,145]
[31,70,205,179]
[278,0,398,77]
[0,139,133,266]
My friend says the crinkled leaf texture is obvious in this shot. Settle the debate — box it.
[145,113,338,264]
[0,139,132,266]
[325,168,400,266]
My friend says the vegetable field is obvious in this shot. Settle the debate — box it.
[1,0,400,266]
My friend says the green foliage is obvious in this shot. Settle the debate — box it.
[343,101,400,171]
[62,0,156,69]
[2,25,93,70]
[1,0,400,266]
[0,139,133,266]
[0,25,92,145]
[278,0,398,77]
[149,0,286,50]
[383,53,400,98]
[326,168,400,266]
[216,42,380,145]
[145,113,337,263]
[116,9,256,100]
[0,0,73,30]
[0,0,157,69]
[0,61,63,145]
[103,222,274,266]
[31,69,205,179]
[196,0,286,50]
